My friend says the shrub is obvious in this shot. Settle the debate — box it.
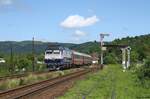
[104,53,118,64]
[7,79,20,89]
[0,79,20,90]
[136,56,150,88]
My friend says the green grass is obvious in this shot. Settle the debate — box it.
[59,65,150,99]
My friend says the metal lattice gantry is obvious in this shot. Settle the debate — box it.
[103,44,131,69]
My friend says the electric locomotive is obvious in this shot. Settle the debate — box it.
[44,44,92,70]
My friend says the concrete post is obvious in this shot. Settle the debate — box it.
[127,47,131,68]
[121,48,126,69]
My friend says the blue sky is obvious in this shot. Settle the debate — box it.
[0,0,149,43]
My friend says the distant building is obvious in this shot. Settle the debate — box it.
[92,57,99,64]
[91,53,99,65]
[0,58,6,63]
[37,61,44,64]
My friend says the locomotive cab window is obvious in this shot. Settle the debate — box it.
[53,50,60,54]
[46,50,53,54]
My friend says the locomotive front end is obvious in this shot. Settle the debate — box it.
[44,46,64,70]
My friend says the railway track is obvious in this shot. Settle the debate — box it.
[0,69,92,99]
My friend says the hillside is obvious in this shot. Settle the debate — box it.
[0,41,76,56]
[0,41,100,57]
[70,41,100,54]
[0,34,149,62]
[111,34,150,61]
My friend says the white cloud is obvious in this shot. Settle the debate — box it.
[60,15,99,28]
[74,30,87,37]
[70,30,88,43]
[0,0,31,13]
[0,0,14,6]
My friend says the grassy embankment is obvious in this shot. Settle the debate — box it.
[0,68,81,91]
[59,64,150,99]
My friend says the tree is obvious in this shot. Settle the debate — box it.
[0,52,4,58]
[131,51,139,63]
[37,54,44,61]
[17,57,32,71]
[136,56,150,87]
[104,53,118,64]
[138,57,150,79]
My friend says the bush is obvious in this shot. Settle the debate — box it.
[0,79,20,90]
[136,57,150,88]
[137,57,150,79]
[17,58,32,71]
[104,53,118,64]
[22,74,38,84]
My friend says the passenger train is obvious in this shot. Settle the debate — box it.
[44,44,92,70]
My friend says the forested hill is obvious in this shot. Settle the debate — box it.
[0,40,100,56]
[111,34,150,61]
[0,34,149,61]
[113,34,150,49]
[0,41,76,56]
[70,41,100,54]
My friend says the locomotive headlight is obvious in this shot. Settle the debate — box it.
[127,47,131,50]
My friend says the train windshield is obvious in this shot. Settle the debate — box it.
[46,50,53,54]
[53,50,60,54]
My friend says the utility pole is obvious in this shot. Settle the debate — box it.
[10,43,14,73]
[32,37,35,72]
[100,33,109,66]
[100,34,104,65]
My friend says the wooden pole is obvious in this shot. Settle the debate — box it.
[32,37,35,72]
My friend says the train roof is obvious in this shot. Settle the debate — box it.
[72,51,92,58]
[46,44,70,50]
[46,44,91,57]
